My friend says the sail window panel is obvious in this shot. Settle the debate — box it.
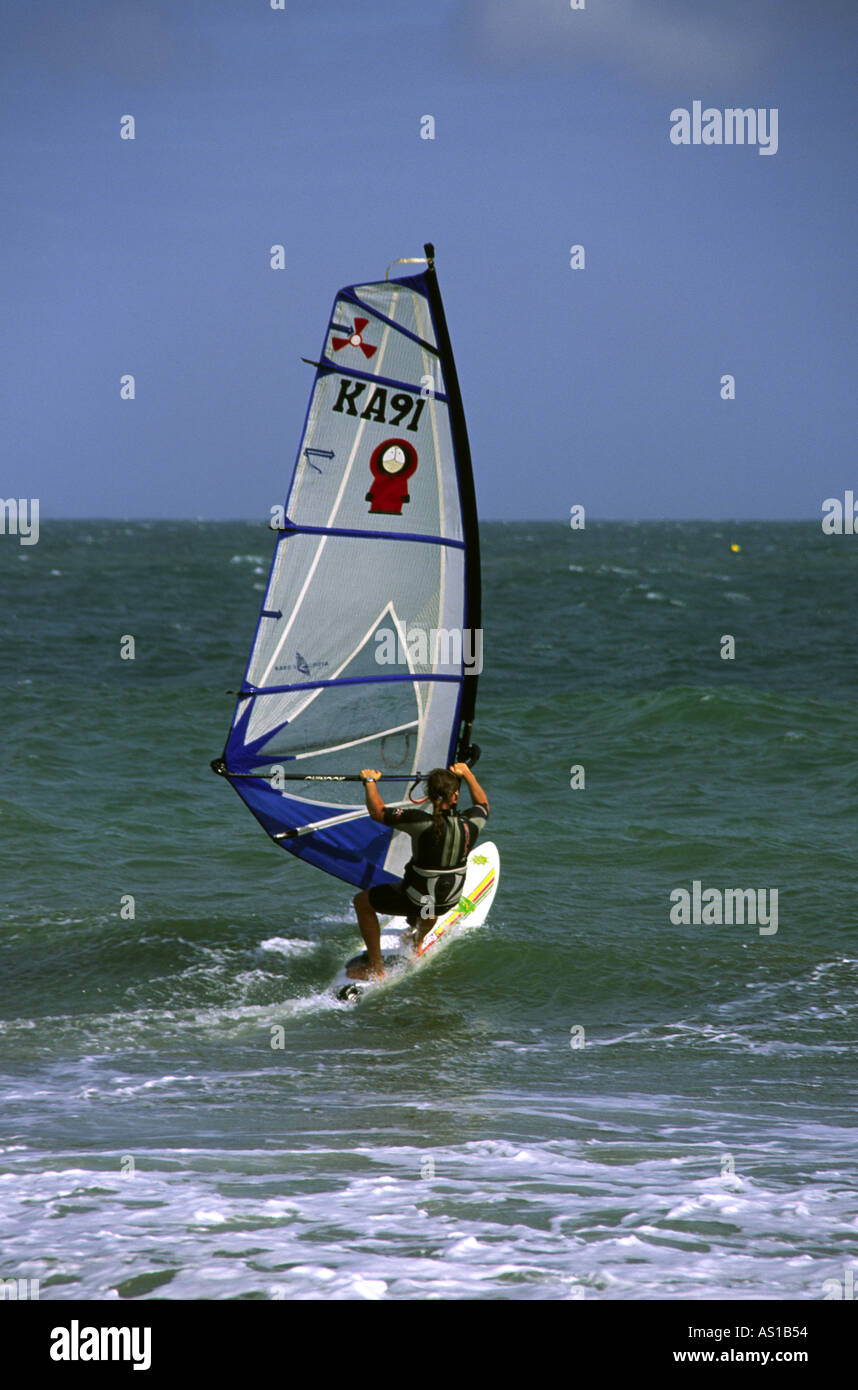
[245,675,420,768]
[242,677,460,798]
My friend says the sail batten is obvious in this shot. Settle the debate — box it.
[276,522,464,548]
[215,248,480,892]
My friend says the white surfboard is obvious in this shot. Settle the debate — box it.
[332,841,500,1002]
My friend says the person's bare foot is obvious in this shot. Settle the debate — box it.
[417,923,436,950]
[345,953,385,981]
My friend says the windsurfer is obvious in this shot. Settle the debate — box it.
[348,763,490,980]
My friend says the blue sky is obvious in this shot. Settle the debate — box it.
[3,0,856,520]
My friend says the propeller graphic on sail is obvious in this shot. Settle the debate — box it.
[212,244,481,892]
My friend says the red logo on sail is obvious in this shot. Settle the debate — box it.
[331,317,377,360]
[366,439,418,515]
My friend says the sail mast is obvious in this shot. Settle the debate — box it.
[421,243,481,760]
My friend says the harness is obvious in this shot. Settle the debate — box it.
[403,814,472,913]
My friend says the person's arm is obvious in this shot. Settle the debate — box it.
[361,767,386,822]
[450,761,489,814]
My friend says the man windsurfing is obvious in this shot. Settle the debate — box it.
[349,762,490,980]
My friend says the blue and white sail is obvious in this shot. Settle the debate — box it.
[213,245,481,892]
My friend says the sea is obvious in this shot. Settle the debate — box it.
[1,519,855,1302]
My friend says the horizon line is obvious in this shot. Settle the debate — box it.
[13,515,832,526]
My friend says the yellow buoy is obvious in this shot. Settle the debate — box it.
[730,543,741,553]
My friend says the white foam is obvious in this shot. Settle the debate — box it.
[259,937,317,956]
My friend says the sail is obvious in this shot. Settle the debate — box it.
[213,245,481,891]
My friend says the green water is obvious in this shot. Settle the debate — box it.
[0,521,855,1299]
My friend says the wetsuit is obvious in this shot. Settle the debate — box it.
[368,801,489,924]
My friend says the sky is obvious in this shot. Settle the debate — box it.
[3,0,856,520]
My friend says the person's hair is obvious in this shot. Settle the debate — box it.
[425,768,460,841]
